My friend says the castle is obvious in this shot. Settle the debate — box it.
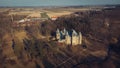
[56,28,82,46]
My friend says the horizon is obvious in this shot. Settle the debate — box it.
[0,0,120,7]
[0,4,119,8]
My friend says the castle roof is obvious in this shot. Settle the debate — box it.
[72,29,78,36]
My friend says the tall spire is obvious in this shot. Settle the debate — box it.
[61,28,66,35]
[56,28,60,33]
[63,28,66,33]
[72,29,78,36]
[56,28,61,40]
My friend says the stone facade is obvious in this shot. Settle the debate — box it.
[56,28,82,45]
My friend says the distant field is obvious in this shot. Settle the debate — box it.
[47,11,72,17]
[0,7,92,19]
[43,8,91,17]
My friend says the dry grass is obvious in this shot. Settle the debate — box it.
[14,31,28,42]
[2,34,17,60]
[47,11,72,17]
[27,12,41,17]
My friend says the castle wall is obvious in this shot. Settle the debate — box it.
[56,33,60,40]
[72,36,79,45]
[58,39,65,43]
[65,36,71,45]
[79,32,82,45]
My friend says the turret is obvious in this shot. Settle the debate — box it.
[56,29,60,40]
[72,29,78,36]
[79,32,82,45]
[61,28,67,36]
[72,29,79,45]
[65,31,72,45]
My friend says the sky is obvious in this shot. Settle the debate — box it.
[0,0,120,6]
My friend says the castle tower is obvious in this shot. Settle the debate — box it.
[65,31,71,45]
[56,29,60,40]
[78,32,82,45]
[63,28,67,35]
[61,28,67,36]
[72,29,79,45]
